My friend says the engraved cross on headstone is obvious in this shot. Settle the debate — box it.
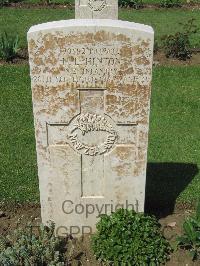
[75,0,118,19]
[47,88,138,199]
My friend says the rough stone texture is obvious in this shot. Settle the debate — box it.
[28,19,154,236]
[75,0,118,19]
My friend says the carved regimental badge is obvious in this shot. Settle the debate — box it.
[68,113,117,156]
[88,0,107,11]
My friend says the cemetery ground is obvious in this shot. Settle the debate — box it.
[0,4,200,265]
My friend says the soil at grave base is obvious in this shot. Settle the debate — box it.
[0,50,200,66]
[0,203,199,266]
[0,48,28,66]
[154,51,200,66]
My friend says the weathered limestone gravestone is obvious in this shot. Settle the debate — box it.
[75,0,118,19]
[28,0,154,235]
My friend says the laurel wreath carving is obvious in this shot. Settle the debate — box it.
[88,0,107,11]
[68,113,117,156]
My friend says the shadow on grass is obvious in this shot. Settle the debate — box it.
[145,162,199,217]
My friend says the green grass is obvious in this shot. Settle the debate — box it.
[0,65,38,202]
[0,65,199,209]
[23,0,74,3]
[120,9,200,48]
[147,66,200,211]
[0,8,199,49]
[9,0,200,5]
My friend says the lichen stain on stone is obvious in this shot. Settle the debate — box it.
[43,33,57,50]
[115,33,130,42]
[32,66,41,75]
[32,85,79,116]
[47,94,78,117]
[133,44,145,55]
[51,68,61,75]
[37,143,48,160]
[141,39,151,48]
[105,94,117,105]
[137,84,150,99]
[113,163,131,177]
[45,51,57,66]
[94,31,109,42]
[33,57,44,66]
[35,128,40,138]
[48,92,79,116]
[106,92,144,122]
[33,85,45,101]
[138,130,148,145]
[33,84,65,101]
[133,161,145,176]
[135,55,150,66]
[120,44,132,57]
[115,146,132,160]
[28,39,36,51]
[29,30,151,132]
[30,31,131,53]
[123,84,137,95]
[118,64,133,74]
[138,148,146,161]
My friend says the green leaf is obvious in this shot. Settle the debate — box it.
[91,209,171,265]
[196,199,200,222]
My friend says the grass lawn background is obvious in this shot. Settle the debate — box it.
[0,65,199,208]
[0,6,199,209]
[13,0,200,5]
[0,8,200,49]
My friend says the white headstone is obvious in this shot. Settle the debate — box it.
[75,0,118,19]
[28,15,154,237]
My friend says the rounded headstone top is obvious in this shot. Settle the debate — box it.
[28,19,154,35]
